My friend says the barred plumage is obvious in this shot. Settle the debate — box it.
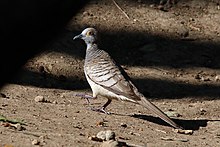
[73,27,182,129]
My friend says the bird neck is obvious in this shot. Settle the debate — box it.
[86,43,98,51]
[85,43,101,60]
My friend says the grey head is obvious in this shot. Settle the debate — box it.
[73,28,98,45]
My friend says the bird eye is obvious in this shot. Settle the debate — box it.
[86,31,93,36]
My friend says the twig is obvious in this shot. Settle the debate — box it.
[112,0,130,20]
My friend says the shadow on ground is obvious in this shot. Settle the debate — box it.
[130,114,219,130]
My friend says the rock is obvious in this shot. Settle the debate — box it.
[34,96,45,102]
[97,130,116,141]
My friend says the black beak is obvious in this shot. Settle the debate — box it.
[73,34,83,40]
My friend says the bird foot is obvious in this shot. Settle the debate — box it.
[75,93,96,104]
[89,107,111,115]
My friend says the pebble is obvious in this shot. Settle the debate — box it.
[34,96,45,102]
[97,130,115,141]
[201,77,210,81]
[179,28,189,38]
[0,93,7,98]
[215,75,220,81]
[38,66,45,73]
[52,100,58,104]
[120,123,127,128]
[195,74,201,80]
[32,139,40,145]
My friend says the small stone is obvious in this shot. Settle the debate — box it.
[32,139,40,145]
[97,130,115,141]
[195,74,201,80]
[34,96,45,102]
[0,93,7,98]
[180,29,189,38]
[38,66,45,73]
[52,100,58,104]
[83,11,89,16]
[120,123,127,128]
[189,18,195,21]
[201,77,210,81]
[200,108,206,115]
[96,121,105,127]
[200,108,206,113]
[39,135,47,142]
[215,75,220,81]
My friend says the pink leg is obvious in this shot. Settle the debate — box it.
[75,93,96,104]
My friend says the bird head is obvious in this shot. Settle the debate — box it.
[73,27,98,44]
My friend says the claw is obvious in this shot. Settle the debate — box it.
[75,93,96,104]
[89,107,111,115]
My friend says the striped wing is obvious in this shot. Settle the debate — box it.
[85,51,140,101]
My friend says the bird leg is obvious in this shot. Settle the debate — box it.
[90,99,112,114]
[75,93,96,104]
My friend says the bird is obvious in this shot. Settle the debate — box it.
[73,27,182,129]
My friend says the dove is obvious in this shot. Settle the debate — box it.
[73,27,182,129]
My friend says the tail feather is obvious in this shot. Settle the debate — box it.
[138,96,182,129]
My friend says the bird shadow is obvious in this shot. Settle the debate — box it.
[129,114,219,130]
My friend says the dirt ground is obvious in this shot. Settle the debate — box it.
[1,0,220,146]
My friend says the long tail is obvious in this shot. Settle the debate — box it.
[138,96,183,129]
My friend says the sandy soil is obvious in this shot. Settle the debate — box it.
[1,0,220,146]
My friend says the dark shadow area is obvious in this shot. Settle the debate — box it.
[39,28,220,70]
[11,69,220,99]
[1,0,220,101]
[131,114,219,130]
[98,31,220,69]
[11,69,89,90]
[0,0,90,88]
[134,78,220,99]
